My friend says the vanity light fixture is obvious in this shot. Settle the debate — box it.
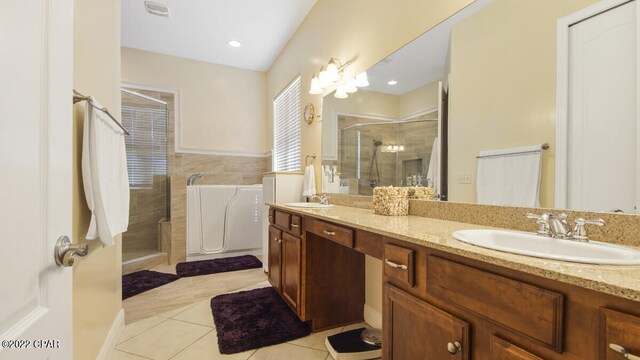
[308,58,354,96]
[334,85,348,99]
[309,76,323,95]
[228,40,242,48]
[344,79,358,94]
[354,71,369,87]
[381,144,405,153]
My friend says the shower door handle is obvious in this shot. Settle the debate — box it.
[54,235,88,267]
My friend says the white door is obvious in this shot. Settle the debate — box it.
[563,0,638,213]
[0,1,73,359]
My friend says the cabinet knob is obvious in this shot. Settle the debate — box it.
[609,343,640,360]
[275,237,282,244]
[447,341,462,355]
[291,224,299,228]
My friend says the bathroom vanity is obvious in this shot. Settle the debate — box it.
[267,204,640,360]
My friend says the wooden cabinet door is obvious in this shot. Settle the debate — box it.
[600,308,640,360]
[490,335,543,360]
[281,232,301,312]
[268,226,282,292]
[384,284,470,360]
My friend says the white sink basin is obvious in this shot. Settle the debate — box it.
[285,202,334,209]
[452,229,640,265]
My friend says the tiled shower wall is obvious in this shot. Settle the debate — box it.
[132,88,271,264]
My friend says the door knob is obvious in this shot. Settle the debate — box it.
[54,235,88,267]
[447,341,462,355]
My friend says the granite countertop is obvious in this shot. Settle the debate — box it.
[269,203,640,303]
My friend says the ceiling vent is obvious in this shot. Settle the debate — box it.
[144,1,170,17]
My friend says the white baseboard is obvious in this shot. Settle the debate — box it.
[364,304,382,329]
[97,308,125,360]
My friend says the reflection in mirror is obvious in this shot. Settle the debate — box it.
[336,112,438,196]
[321,0,639,214]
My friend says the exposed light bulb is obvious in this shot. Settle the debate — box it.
[309,75,323,95]
[355,72,369,87]
[334,86,348,99]
[399,145,405,151]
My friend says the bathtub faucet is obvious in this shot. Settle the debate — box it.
[187,173,204,186]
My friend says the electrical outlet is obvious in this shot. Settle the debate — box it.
[457,174,472,184]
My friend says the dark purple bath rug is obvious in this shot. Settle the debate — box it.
[210,286,311,354]
[122,270,180,300]
[176,255,262,277]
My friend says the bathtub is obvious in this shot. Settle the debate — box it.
[186,184,263,261]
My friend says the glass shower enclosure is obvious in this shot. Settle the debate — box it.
[338,115,438,196]
[121,88,169,261]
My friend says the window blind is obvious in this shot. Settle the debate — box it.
[273,76,301,172]
[122,105,167,189]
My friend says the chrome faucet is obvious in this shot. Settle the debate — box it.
[526,213,605,242]
[548,213,571,239]
[309,194,330,205]
[187,173,204,186]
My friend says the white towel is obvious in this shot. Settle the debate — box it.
[426,137,439,191]
[82,97,130,246]
[476,145,542,207]
[303,164,316,197]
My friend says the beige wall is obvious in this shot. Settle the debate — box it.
[72,0,123,358]
[267,0,475,178]
[323,89,400,120]
[398,81,440,119]
[267,0,474,317]
[447,0,597,207]
[121,48,268,155]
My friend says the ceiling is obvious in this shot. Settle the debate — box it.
[365,0,494,95]
[121,0,317,72]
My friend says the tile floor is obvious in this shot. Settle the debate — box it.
[113,262,374,359]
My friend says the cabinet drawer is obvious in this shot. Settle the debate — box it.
[426,256,564,352]
[600,308,640,360]
[383,244,414,287]
[274,210,291,230]
[290,215,302,236]
[306,218,353,248]
[490,335,543,360]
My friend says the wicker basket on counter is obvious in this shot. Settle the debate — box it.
[373,186,410,216]
[408,186,436,200]
[373,186,436,216]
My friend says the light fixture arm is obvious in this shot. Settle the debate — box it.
[329,58,352,72]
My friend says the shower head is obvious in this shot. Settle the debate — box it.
[373,140,383,147]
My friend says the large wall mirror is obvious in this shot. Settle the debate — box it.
[321,0,638,214]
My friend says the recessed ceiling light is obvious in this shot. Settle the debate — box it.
[228,40,242,48]
[388,80,398,85]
